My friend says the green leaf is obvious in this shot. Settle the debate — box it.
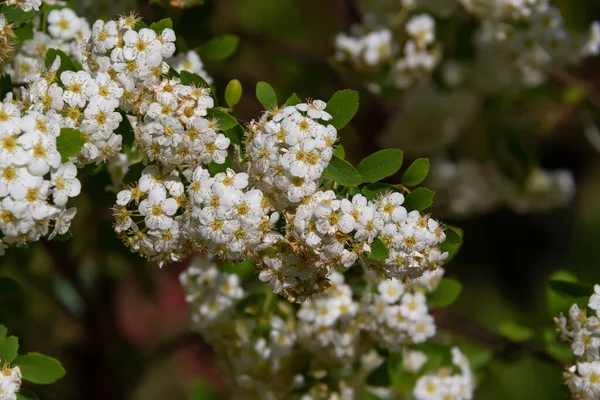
[285,93,301,106]
[0,74,11,101]
[326,89,359,130]
[56,128,85,162]
[0,325,7,341]
[255,81,278,110]
[14,353,66,384]
[206,108,239,131]
[16,389,39,400]
[542,327,572,363]
[199,34,239,61]
[366,359,391,387]
[427,278,462,308]
[133,20,148,30]
[361,182,402,200]
[546,270,582,316]
[0,5,35,25]
[115,112,134,146]
[224,79,242,109]
[444,226,462,245]
[149,18,173,33]
[14,23,33,43]
[548,280,593,299]
[0,277,20,301]
[323,156,363,187]
[219,259,255,278]
[181,72,212,97]
[180,70,211,88]
[0,336,19,364]
[403,188,435,211]
[189,379,221,400]
[402,158,430,186]
[357,149,404,183]
[418,343,452,374]
[369,238,389,261]
[333,144,345,159]
[224,124,244,147]
[460,342,492,371]
[44,48,78,75]
[439,226,463,262]
[499,320,534,342]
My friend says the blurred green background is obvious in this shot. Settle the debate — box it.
[3,0,600,398]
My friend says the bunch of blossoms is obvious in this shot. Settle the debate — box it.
[0,93,81,253]
[427,159,574,217]
[465,0,590,90]
[256,189,447,302]
[335,12,441,90]
[0,361,21,400]
[3,7,90,81]
[412,347,475,400]
[360,269,443,351]
[555,285,600,399]
[180,260,381,398]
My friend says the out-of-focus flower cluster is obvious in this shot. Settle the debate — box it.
[334,0,590,218]
[181,256,475,399]
[555,285,600,399]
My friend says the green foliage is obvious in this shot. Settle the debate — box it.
[189,379,221,400]
[16,389,39,400]
[285,93,301,106]
[546,272,592,318]
[206,108,240,131]
[255,81,278,110]
[0,336,19,363]
[361,182,401,200]
[44,48,79,76]
[357,149,404,183]
[402,158,430,186]
[323,156,363,187]
[199,34,239,61]
[369,238,389,261]
[225,79,242,109]
[14,24,33,43]
[0,326,7,341]
[115,112,135,147]
[180,70,211,88]
[0,277,20,301]
[439,226,464,262]
[403,188,435,211]
[218,259,255,279]
[333,144,345,159]
[427,278,463,308]
[499,320,534,342]
[56,128,85,162]
[149,18,173,33]
[417,343,453,374]
[0,5,35,25]
[14,353,66,384]
[326,89,359,130]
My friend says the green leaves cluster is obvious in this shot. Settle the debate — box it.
[0,279,65,397]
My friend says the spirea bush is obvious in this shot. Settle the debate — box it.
[0,0,599,399]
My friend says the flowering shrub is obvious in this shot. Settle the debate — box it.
[0,0,599,399]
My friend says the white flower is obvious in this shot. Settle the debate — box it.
[50,162,81,206]
[138,186,178,229]
[47,8,81,40]
[378,278,405,304]
[48,207,77,240]
[406,15,436,47]
[60,70,94,108]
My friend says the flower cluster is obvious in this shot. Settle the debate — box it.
[0,96,80,253]
[413,347,475,400]
[0,362,22,400]
[427,159,575,217]
[555,284,600,399]
[179,256,244,332]
[245,100,336,208]
[181,257,473,399]
[361,270,443,350]
[4,7,89,81]
[335,13,441,90]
